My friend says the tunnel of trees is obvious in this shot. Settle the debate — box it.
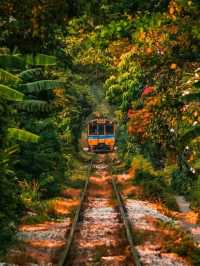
[1,0,200,260]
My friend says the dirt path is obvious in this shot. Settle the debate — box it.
[67,156,135,266]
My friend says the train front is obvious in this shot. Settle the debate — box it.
[87,118,115,152]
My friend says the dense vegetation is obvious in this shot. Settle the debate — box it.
[1,0,200,258]
[64,0,200,207]
[0,1,94,253]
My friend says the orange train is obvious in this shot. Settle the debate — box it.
[87,118,115,152]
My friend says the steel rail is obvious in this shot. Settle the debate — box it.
[58,156,141,266]
[111,176,141,266]
[58,159,93,266]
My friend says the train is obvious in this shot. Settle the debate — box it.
[87,117,115,152]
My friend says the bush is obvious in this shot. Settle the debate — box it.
[189,175,200,209]
[0,148,23,256]
[171,169,194,195]
[142,178,165,200]
[133,165,178,210]
[131,155,155,176]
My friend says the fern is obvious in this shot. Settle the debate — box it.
[7,128,40,143]
[0,69,21,85]
[23,54,57,66]
[19,80,65,93]
[19,68,43,82]
[0,84,24,101]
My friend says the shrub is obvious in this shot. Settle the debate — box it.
[131,155,155,176]
[171,169,192,195]
[189,175,200,209]
[133,157,178,210]
[142,178,165,200]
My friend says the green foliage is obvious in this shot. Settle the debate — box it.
[16,100,50,113]
[132,155,178,210]
[0,0,71,52]
[0,146,22,255]
[23,54,57,66]
[19,80,64,93]
[0,69,21,85]
[0,84,24,101]
[1,0,200,258]
[0,55,25,70]
[181,92,200,103]
[0,47,93,255]
[105,59,143,109]
[19,68,43,82]
[89,19,133,48]
[171,169,195,195]
[179,126,200,149]
[189,175,200,209]
[7,128,40,143]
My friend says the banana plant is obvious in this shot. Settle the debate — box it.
[0,84,24,101]
[7,128,39,143]
[0,53,60,143]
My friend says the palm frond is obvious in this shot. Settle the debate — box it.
[7,128,40,143]
[19,80,65,94]
[0,68,21,85]
[24,54,57,66]
[179,126,200,148]
[19,68,43,82]
[0,55,25,70]
[0,84,24,101]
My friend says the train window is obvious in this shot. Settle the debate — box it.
[98,124,105,135]
[89,123,98,135]
[106,124,114,134]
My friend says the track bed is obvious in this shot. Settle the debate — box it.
[65,156,135,266]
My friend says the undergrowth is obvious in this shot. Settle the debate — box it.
[132,155,179,211]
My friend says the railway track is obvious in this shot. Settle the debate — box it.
[58,154,141,266]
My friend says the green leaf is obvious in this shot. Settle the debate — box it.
[19,68,43,82]
[15,100,50,112]
[194,81,200,88]
[179,126,200,148]
[181,92,200,103]
[7,128,40,143]
[0,69,21,85]
[20,80,65,93]
[0,55,25,70]
[24,54,57,66]
[0,84,24,101]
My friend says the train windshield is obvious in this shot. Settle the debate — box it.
[98,125,104,135]
[88,121,114,135]
[89,123,98,135]
[106,124,114,134]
